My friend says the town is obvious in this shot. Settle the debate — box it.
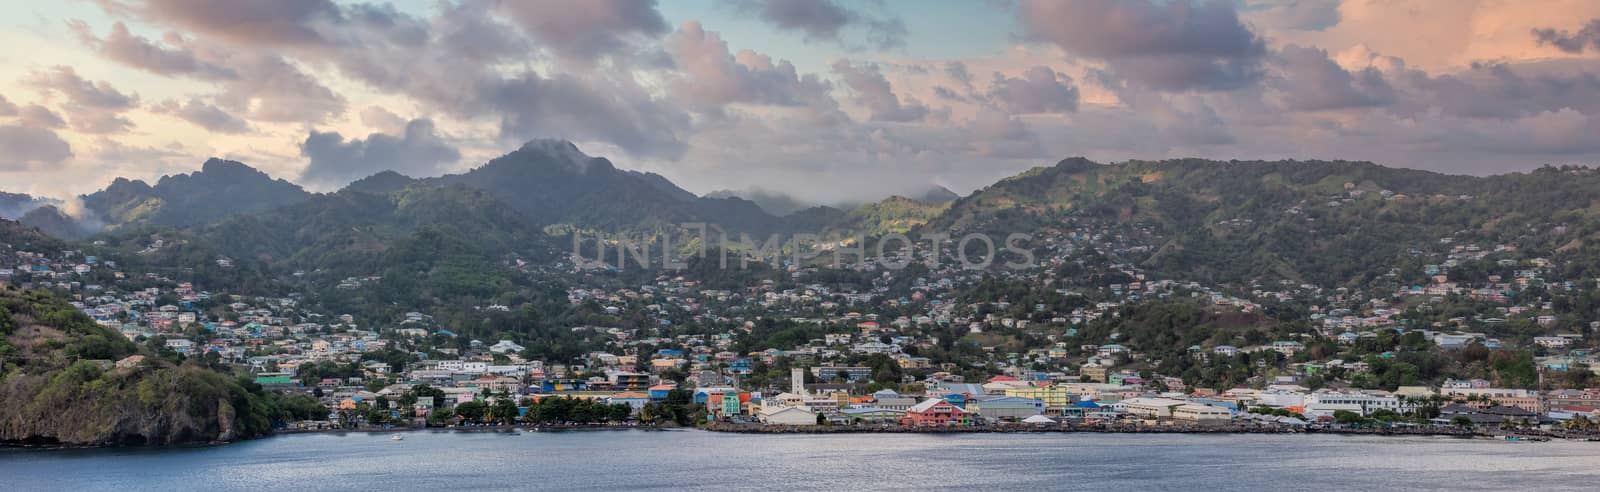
[7,198,1600,440]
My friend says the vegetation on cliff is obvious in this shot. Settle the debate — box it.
[0,287,323,446]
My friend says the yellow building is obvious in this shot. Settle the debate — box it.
[1004,386,1080,412]
[1080,365,1108,383]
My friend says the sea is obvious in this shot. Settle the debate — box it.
[3,430,1599,491]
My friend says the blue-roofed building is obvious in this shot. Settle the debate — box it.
[941,393,967,408]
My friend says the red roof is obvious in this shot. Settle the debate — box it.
[988,375,1019,382]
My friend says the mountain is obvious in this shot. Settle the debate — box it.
[18,205,91,240]
[924,157,1600,287]
[0,287,317,446]
[342,171,417,195]
[0,217,64,253]
[0,192,58,220]
[95,182,564,327]
[837,196,950,235]
[434,139,779,233]
[81,158,312,230]
[913,185,960,204]
[705,188,815,216]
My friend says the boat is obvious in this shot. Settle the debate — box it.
[391,433,404,441]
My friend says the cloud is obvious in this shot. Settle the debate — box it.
[1018,0,1268,91]
[18,105,67,129]
[360,106,407,134]
[945,61,974,90]
[1533,19,1600,54]
[299,118,461,189]
[665,21,836,111]
[107,0,340,46]
[213,53,346,123]
[24,66,139,110]
[152,97,250,133]
[733,0,907,49]
[69,112,137,135]
[480,72,690,159]
[0,94,17,116]
[91,137,190,162]
[22,67,141,134]
[1269,44,1394,111]
[0,125,74,170]
[985,66,1080,114]
[494,0,669,61]
[830,59,930,122]
[1245,0,1342,32]
[968,109,1046,158]
[67,20,237,79]
[1401,59,1600,120]
[1457,108,1600,155]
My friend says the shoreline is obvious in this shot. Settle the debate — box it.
[9,422,1586,451]
[698,422,1570,441]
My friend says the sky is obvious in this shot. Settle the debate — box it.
[2,0,1599,205]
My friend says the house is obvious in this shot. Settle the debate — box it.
[1079,364,1108,383]
[901,398,976,426]
[608,392,651,412]
[1172,403,1232,424]
[840,406,905,424]
[489,340,526,354]
[1121,397,1190,419]
[1534,337,1572,349]
[114,355,145,369]
[813,366,873,382]
[164,339,195,354]
[759,406,818,425]
[1004,386,1080,412]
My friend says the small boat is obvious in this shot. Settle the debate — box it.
[391,433,404,441]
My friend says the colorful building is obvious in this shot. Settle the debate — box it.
[901,398,976,426]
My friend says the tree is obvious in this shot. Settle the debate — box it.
[1333,410,1365,425]
[490,398,519,424]
[1450,416,1474,428]
[455,400,487,423]
[609,403,633,422]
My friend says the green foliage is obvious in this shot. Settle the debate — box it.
[522,396,633,424]
[0,288,306,445]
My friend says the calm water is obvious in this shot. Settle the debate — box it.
[4,430,1600,491]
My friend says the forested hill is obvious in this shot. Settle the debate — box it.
[81,158,312,230]
[0,287,323,446]
[9,141,1600,293]
[925,158,1600,288]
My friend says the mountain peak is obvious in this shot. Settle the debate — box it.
[1054,157,1100,172]
[915,185,960,204]
[518,138,584,156]
[199,158,263,176]
[344,170,417,195]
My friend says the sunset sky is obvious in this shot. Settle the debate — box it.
[2,0,1599,204]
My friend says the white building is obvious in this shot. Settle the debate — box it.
[1303,392,1408,417]
[1121,397,1189,419]
[1172,403,1232,423]
[758,406,818,425]
[489,340,526,354]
